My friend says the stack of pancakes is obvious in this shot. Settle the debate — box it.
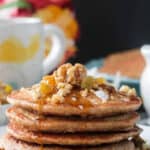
[1,63,142,150]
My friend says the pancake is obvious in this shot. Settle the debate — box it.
[7,106,140,132]
[8,123,141,146]
[1,134,136,150]
[7,90,141,117]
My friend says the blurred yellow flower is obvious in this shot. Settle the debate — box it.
[5,84,12,93]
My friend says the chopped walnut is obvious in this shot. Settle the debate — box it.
[53,63,72,83]
[53,63,87,86]
[78,105,83,110]
[57,83,72,97]
[72,96,77,101]
[51,94,64,104]
[80,89,88,97]
[128,88,136,96]
[50,82,72,104]
[119,85,137,96]
[67,63,87,85]
[23,84,41,100]
[119,85,130,93]
[57,82,72,90]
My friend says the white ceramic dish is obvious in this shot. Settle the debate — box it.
[140,125,150,143]
[0,104,10,126]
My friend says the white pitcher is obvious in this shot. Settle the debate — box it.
[140,45,150,116]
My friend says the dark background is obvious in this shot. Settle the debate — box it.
[71,0,150,63]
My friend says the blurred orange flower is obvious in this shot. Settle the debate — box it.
[35,5,62,23]
[35,5,79,40]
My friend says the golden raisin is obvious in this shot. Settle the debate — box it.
[43,75,56,86]
[81,76,95,89]
[5,84,12,93]
[96,77,106,85]
[40,82,50,95]
[40,75,56,96]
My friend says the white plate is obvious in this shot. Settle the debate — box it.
[0,124,150,143]
[0,126,6,137]
[0,104,10,126]
[140,125,150,143]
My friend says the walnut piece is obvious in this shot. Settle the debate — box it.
[51,82,72,104]
[119,85,137,96]
[53,63,87,86]
[53,63,72,83]
[50,62,87,104]
[80,89,88,97]
[51,94,65,104]
[56,83,72,97]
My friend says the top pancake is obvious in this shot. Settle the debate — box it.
[7,63,142,117]
[7,89,141,117]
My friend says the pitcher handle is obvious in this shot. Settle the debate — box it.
[43,24,66,75]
